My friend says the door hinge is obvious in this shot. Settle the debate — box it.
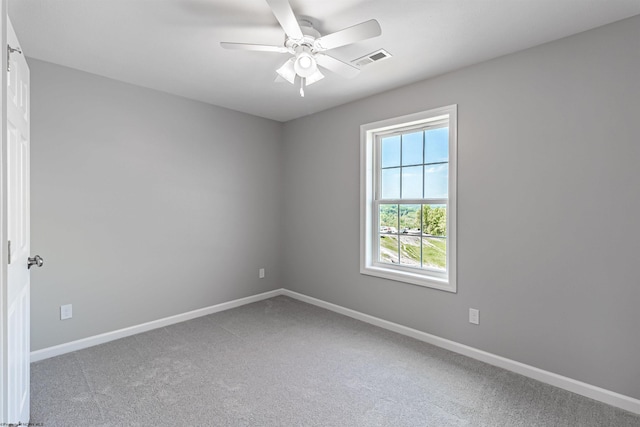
[7,44,22,73]
[7,240,11,265]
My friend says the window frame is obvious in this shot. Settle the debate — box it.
[360,105,457,292]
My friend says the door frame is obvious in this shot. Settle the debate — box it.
[1,0,9,422]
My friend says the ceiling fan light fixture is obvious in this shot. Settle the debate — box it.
[299,55,312,69]
[294,50,317,78]
[276,58,296,84]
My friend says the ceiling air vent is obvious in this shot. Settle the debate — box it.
[352,49,392,68]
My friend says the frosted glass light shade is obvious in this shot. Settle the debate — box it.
[305,68,324,85]
[276,58,296,84]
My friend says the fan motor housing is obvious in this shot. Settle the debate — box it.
[284,19,321,53]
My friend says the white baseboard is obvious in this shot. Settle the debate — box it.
[31,287,640,415]
[30,289,282,363]
[280,289,640,415]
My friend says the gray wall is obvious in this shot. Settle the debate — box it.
[30,59,283,350]
[282,15,640,400]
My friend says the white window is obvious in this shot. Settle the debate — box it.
[360,105,457,292]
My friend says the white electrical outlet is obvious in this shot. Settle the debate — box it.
[469,308,479,325]
[61,304,73,320]
[259,268,265,279]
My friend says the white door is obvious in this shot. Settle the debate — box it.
[5,17,32,425]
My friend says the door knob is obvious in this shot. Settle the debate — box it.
[28,255,44,269]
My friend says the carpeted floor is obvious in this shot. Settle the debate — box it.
[31,296,640,426]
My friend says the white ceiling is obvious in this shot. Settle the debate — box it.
[8,0,640,122]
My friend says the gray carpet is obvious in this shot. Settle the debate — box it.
[31,296,640,426]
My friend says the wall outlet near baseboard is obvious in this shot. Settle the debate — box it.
[469,308,479,325]
[61,304,73,320]
[259,268,265,279]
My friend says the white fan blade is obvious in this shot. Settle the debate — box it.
[315,19,381,51]
[266,0,303,40]
[316,54,360,78]
[220,42,288,53]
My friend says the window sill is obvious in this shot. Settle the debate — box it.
[360,264,456,293]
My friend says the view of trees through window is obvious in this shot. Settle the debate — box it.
[379,204,446,269]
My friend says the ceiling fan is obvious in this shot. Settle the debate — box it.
[220,0,382,97]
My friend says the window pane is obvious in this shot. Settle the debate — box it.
[424,163,448,198]
[401,166,422,199]
[381,135,401,168]
[379,204,398,234]
[400,236,421,267]
[422,237,446,270]
[379,235,399,264]
[425,127,448,164]
[381,168,400,199]
[402,132,423,166]
[422,204,447,237]
[399,204,421,234]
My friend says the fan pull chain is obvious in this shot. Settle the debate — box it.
[299,77,305,97]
